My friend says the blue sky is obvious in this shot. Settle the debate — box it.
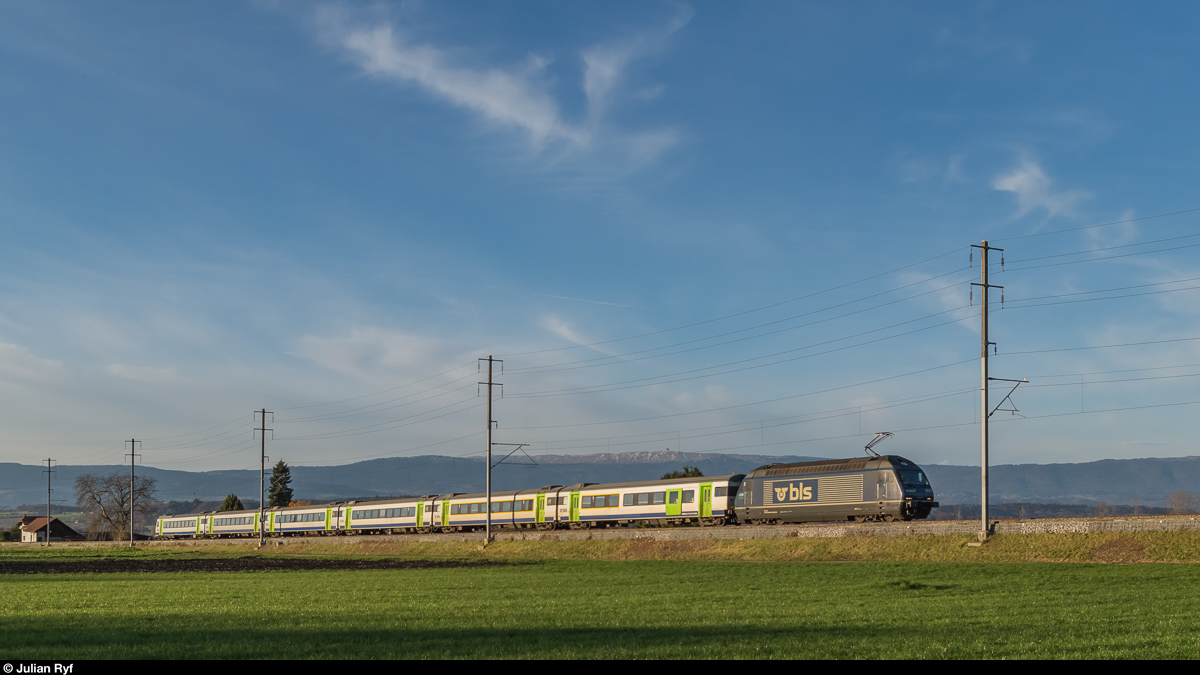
[1,1,1199,473]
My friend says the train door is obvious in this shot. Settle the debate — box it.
[877,472,897,500]
[700,483,713,518]
[416,502,424,528]
[440,500,449,528]
[569,492,581,523]
[665,489,682,517]
[535,494,545,524]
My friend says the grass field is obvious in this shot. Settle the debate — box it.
[3,536,1200,658]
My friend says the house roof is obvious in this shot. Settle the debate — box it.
[19,517,83,539]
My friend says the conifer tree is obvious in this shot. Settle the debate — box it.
[661,466,704,479]
[269,460,294,507]
[220,494,244,511]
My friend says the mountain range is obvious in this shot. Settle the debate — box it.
[4,451,1199,509]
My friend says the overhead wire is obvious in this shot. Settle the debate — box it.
[509,266,974,375]
[498,246,967,359]
[509,308,977,398]
[992,207,1200,242]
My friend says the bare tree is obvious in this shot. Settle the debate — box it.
[75,472,158,540]
[1167,491,1197,515]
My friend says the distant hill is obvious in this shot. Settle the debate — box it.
[2,452,1198,509]
[922,456,1200,508]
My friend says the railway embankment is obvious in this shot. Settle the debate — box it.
[24,514,1186,564]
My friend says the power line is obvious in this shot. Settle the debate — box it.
[509,310,976,398]
[504,358,976,430]
[273,361,477,411]
[992,207,1200,242]
[1003,335,1200,356]
[498,246,966,358]
[1006,231,1200,265]
[510,267,973,375]
[1006,240,1200,272]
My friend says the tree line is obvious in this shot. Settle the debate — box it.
[73,459,297,540]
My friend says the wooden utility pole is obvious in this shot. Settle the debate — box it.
[126,439,142,548]
[972,241,1003,541]
[42,459,55,547]
[479,356,502,544]
[255,409,272,546]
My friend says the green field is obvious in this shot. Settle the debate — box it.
[2,536,1200,658]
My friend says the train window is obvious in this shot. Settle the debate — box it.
[668,492,679,504]
[715,487,726,497]
[582,494,618,508]
[638,494,650,506]
[683,490,694,503]
[652,492,665,505]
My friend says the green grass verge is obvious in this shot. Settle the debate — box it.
[2,559,1199,658]
[5,529,1200,563]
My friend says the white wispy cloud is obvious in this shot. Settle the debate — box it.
[291,327,447,381]
[541,315,590,346]
[539,314,622,357]
[581,8,692,120]
[993,156,1089,219]
[105,364,178,384]
[315,6,687,166]
[0,342,65,382]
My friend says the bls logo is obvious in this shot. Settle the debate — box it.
[773,481,815,502]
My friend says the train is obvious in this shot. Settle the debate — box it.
[155,454,938,538]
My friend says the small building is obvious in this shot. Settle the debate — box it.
[18,516,83,543]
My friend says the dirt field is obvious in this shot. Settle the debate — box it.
[0,557,528,574]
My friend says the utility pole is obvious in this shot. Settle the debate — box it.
[42,459,55,547]
[126,439,142,548]
[254,409,273,547]
[479,356,503,544]
[972,241,1003,541]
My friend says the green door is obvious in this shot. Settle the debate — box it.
[700,483,713,518]
[666,489,682,517]
[440,500,449,528]
[416,503,424,528]
[536,494,546,523]
[569,492,581,523]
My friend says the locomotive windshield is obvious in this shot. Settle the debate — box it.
[898,470,928,486]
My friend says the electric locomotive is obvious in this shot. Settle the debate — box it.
[733,455,938,524]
